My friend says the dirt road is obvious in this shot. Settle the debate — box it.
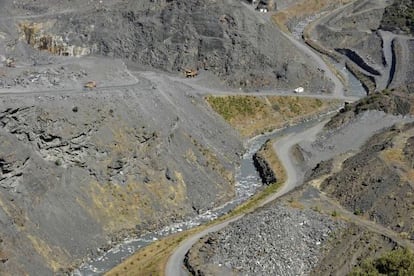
[165,120,329,276]
[164,1,357,274]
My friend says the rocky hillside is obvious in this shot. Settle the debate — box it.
[326,85,414,129]
[306,86,414,274]
[320,122,414,234]
[0,75,244,275]
[185,86,414,275]
[381,0,414,34]
[1,0,330,91]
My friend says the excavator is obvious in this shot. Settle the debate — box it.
[84,80,97,89]
[184,68,198,78]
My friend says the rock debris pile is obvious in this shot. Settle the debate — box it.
[185,204,344,275]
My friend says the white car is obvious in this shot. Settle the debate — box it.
[294,87,304,93]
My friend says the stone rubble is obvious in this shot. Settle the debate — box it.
[187,203,344,275]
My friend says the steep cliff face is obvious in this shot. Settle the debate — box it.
[252,140,279,185]
[19,22,90,57]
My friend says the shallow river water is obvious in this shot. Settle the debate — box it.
[74,114,334,275]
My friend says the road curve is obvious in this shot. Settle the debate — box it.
[165,3,353,274]
[241,1,344,97]
[165,119,329,276]
[165,215,243,276]
[280,29,345,98]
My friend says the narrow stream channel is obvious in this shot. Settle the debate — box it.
[73,114,333,276]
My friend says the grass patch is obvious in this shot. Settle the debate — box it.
[289,200,305,209]
[205,95,267,121]
[353,208,363,216]
[27,235,68,272]
[105,230,197,276]
[382,148,405,166]
[206,95,339,137]
[312,205,322,213]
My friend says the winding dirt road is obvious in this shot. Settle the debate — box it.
[164,2,361,275]
[165,120,329,276]
[0,3,359,275]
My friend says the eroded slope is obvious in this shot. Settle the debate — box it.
[0,76,244,275]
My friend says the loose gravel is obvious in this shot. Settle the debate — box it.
[191,203,344,275]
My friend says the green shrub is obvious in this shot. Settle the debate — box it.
[381,0,414,34]
[354,208,363,216]
[350,248,414,276]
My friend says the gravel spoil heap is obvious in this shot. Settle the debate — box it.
[186,203,344,275]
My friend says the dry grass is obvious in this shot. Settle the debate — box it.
[206,95,339,137]
[27,235,69,272]
[78,175,188,234]
[382,148,405,166]
[380,129,412,167]
[289,200,305,209]
[105,229,197,276]
[380,129,414,184]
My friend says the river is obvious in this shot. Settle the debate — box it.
[75,11,367,275]
[73,112,336,275]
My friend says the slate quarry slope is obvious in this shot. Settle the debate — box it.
[2,0,330,91]
[0,76,244,275]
